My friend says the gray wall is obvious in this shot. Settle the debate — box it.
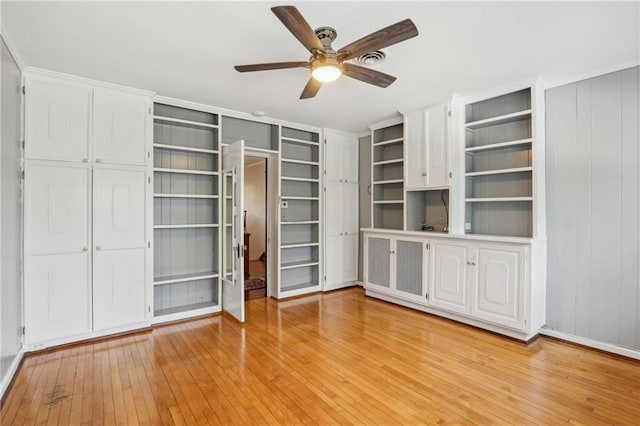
[546,66,639,350]
[1,37,23,385]
[358,134,371,281]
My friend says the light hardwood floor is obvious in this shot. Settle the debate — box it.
[2,288,639,424]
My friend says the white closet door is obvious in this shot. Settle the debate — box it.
[24,75,91,162]
[324,133,342,182]
[404,109,427,189]
[92,166,147,330]
[325,181,342,235]
[341,135,359,183]
[425,104,449,188]
[342,233,359,283]
[93,88,148,166]
[324,234,343,289]
[342,183,359,234]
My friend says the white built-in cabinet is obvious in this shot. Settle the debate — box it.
[324,130,358,290]
[364,230,541,339]
[404,104,450,189]
[23,69,153,349]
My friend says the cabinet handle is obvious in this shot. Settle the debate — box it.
[421,172,427,177]
[82,247,88,252]
[390,250,395,254]
[82,158,88,163]
[96,245,102,250]
[96,159,102,163]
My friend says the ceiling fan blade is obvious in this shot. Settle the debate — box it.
[342,63,396,88]
[300,77,322,99]
[271,6,325,54]
[337,19,418,61]
[234,62,309,72]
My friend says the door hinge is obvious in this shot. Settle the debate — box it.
[323,187,326,192]
[448,110,451,117]
[149,106,151,114]
[426,242,430,250]
[148,151,151,159]
[20,170,24,180]
[148,241,151,248]
[22,86,25,95]
[148,176,151,184]
[22,326,25,335]
[148,306,151,313]
[425,293,429,300]
[21,140,25,149]
[324,275,327,281]
[449,171,452,178]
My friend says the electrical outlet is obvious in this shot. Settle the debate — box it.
[465,222,471,231]
[281,200,288,208]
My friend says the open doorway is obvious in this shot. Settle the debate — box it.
[243,155,268,300]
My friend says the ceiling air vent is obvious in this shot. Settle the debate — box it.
[355,51,386,66]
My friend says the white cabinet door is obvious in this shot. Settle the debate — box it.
[472,246,525,329]
[93,88,148,166]
[24,252,91,344]
[325,234,343,289]
[324,180,342,236]
[429,241,470,315]
[25,162,90,255]
[366,236,391,290]
[394,237,427,304]
[342,183,359,234]
[93,248,147,330]
[92,166,147,329]
[324,130,358,183]
[24,75,91,162]
[425,104,449,188]
[404,109,427,189]
[342,135,359,183]
[342,233,359,284]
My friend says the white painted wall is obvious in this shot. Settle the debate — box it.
[244,159,266,260]
[545,66,639,351]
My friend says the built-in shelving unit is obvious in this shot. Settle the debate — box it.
[464,88,534,237]
[279,127,321,295]
[371,120,404,230]
[153,103,221,320]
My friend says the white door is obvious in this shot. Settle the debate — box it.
[93,88,149,166]
[324,131,342,182]
[404,109,427,189]
[24,162,91,344]
[365,236,392,291]
[472,246,525,330]
[341,134,359,183]
[324,234,343,290]
[429,241,470,315]
[342,233,359,283]
[324,180,342,290]
[342,183,359,234]
[24,75,91,162]
[222,140,245,322]
[425,104,449,188]
[92,167,148,330]
[394,237,427,304]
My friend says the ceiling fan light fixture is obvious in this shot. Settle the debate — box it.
[312,64,341,82]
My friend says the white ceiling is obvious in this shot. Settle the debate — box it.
[2,1,638,133]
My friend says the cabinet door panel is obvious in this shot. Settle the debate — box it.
[324,181,341,236]
[342,234,359,283]
[404,109,427,189]
[366,237,391,288]
[93,88,148,165]
[342,183,359,234]
[430,241,469,315]
[325,234,343,289]
[426,104,449,187]
[324,134,341,182]
[342,136,359,183]
[472,247,524,329]
[395,238,426,303]
[25,252,90,343]
[25,163,89,255]
[93,167,146,249]
[25,76,90,161]
[93,247,147,330]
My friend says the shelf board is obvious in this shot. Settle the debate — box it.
[154,224,219,229]
[154,271,219,285]
[280,261,319,271]
[465,109,532,130]
[280,196,319,200]
[465,166,532,178]
[373,200,404,204]
[281,158,319,166]
[281,176,319,183]
[281,242,319,249]
[281,282,319,291]
[281,220,319,225]
[465,197,533,203]
[154,168,219,176]
[154,193,218,199]
[153,143,218,154]
[373,158,403,166]
[154,301,218,317]
[465,138,533,154]
[281,136,319,146]
[372,179,404,185]
[154,115,219,130]
[373,137,403,147]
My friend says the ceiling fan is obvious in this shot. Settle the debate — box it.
[234,5,419,99]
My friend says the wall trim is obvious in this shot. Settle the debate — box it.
[543,59,640,90]
[540,329,640,361]
[0,348,25,402]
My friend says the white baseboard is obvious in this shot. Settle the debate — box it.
[540,328,640,360]
[0,347,25,401]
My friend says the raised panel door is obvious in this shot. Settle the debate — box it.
[93,88,148,165]
[342,183,359,234]
[395,238,427,304]
[404,109,427,189]
[93,247,147,330]
[324,234,343,289]
[24,75,91,162]
[24,252,90,344]
[25,162,90,255]
[472,246,524,329]
[324,180,342,236]
[425,104,449,188]
[341,135,359,183]
[324,131,342,182]
[342,234,359,284]
[429,241,470,315]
